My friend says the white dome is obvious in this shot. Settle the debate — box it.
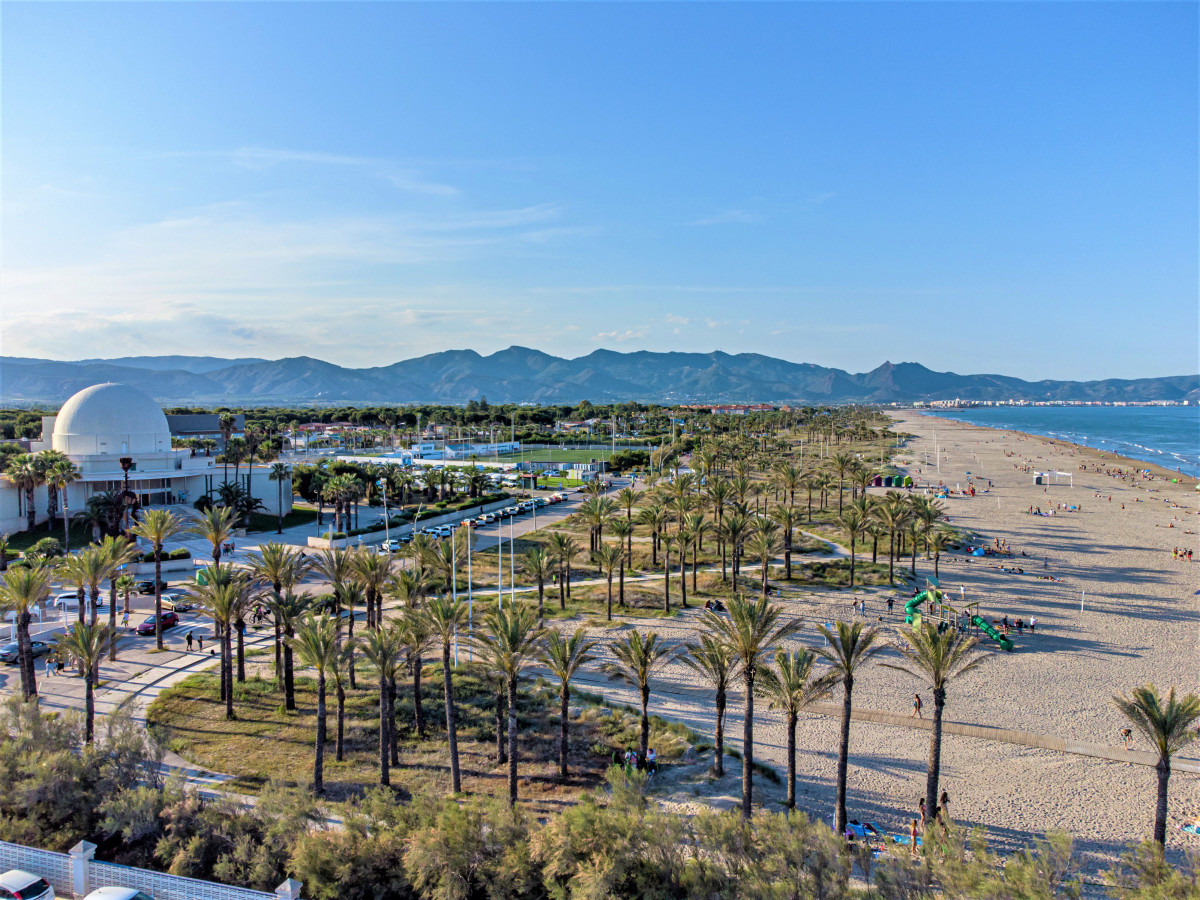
[52,383,172,456]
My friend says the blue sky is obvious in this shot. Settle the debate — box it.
[2,2,1196,380]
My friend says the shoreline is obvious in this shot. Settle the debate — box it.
[906,408,1200,481]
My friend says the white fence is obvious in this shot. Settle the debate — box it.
[0,839,300,900]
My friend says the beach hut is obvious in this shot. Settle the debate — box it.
[903,475,913,487]
[883,475,894,487]
[873,475,884,487]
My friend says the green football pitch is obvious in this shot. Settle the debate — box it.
[493,448,614,463]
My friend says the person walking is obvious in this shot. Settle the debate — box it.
[121,608,130,630]
[186,630,194,652]
[44,654,55,677]
[1120,727,1133,749]
[197,633,204,651]
[887,597,895,615]
[918,796,927,831]
[911,692,923,718]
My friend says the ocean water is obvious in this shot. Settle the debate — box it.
[920,406,1200,478]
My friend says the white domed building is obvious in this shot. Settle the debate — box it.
[0,383,291,536]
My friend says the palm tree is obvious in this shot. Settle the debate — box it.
[268,592,312,711]
[190,505,236,566]
[609,519,632,606]
[4,454,43,533]
[218,413,236,485]
[249,543,312,689]
[928,529,953,579]
[601,630,679,761]
[769,505,800,580]
[268,463,291,534]
[396,605,434,739]
[719,513,751,585]
[358,626,403,787]
[659,533,675,613]
[680,634,741,777]
[56,621,113,743]
[288,612,341,794]
[616,486,642,556]
[0,565,53,699]
[759,649,834,809]
[828,452,855,516]
[522,546,553,623]
[328,637,356,763]
[593,545,621,621]
[425,594,469,793]
[872,493,910,585]
[547,533,579,607]
[114,574,136,613]
[45,458,81,551]
[881,622,989,823]
[473,604,546,805]
[98,536,139,660]
[541,627,599,777]
[132,510,187,650]
[837,505,867,588]
[636,502,669,568]
[189,569,248,720]
[746,531,780,597]
[702,594,803,819]
[1112,684,1200,845]
[351,549,393,631]
[815,621,883,835]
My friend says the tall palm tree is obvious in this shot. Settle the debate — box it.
[547,533,579,607]
[359,625,404,787]
[0,565,53,699]
[522,546,553,623]
[73,545,111,628]
[680,634,741,777]
[4,454,43,534]
[609,519,632,606]
[288,612,341,795]
[473,604,546,805]
[114,574,136,613]
[249,543,312,689]
[659,533,675,613]
[759,649,835,809]
[1112,684,1200,845]
[928,529,953,579]
[837,505,867,588]
[98,536,139,660]
[816,621,884,835]
[768,505,800,581]
[45,458,81,551]
[396,604,434,739]
[541,627,599,777]
[351,549,393,631]
[268,463,291,534]
[601,630,679,761]
[268,592,312,711]
[593,545,621,621]
[189,573,245,720]
[872,493,910,585]
[746,531,780,597]
[703,594,803,819]
[636,502,669,568]
[190,505,236,566]
[720,513,751,585]
[56,621,113,743]
[881,622,989,823]
[616,486,642,557]
[132,510,187,650]
[328,636,356,763]
[425,594,469,793]
[827,452,855,516]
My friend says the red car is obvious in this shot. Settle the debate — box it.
[137,611,179,635]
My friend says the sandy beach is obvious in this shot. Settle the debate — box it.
[577,411,1199,873]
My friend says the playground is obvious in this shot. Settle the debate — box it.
[904,577,1015,652]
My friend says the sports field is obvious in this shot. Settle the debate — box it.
[495,448,613,463]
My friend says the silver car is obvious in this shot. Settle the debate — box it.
[0,870,54,900]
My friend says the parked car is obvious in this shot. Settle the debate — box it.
[0,870,55,900]
[435,525,454,538]
[136,611,179,635]
[160,595,197,613]
[52,592,103,610]
[136,579,169,595]
[482,513,497,523]
[379,538,403,552]
[82,889,155,900]
[0,640,52,665]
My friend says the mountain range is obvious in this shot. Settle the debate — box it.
[1,349,1196,406]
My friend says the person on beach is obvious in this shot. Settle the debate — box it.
[940,790,950,821]
[918,797,927,831]
[1120,728,1133,749]
[186,630,194,651]
[887,597,895,615]
[912,693,923,718]
[122,608,130,629]
[197,633,204,651]
[909,819,919,855]
[1029,616,1037,633]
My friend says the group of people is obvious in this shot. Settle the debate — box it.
[1172,547,1194,562]
[702,598,726,613]
[615,747,658,776]
[42,650,70,676]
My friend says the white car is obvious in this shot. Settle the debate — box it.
[435,525,455,537]
[82,889,155,900]
[0,871,54,900]
[53,591,103,610]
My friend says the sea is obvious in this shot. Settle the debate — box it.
[918,406,1200,478]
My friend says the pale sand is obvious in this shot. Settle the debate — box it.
[573,412,1200,872]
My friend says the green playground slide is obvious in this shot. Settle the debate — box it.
[904,590,942,624]
[970,615,1014,652]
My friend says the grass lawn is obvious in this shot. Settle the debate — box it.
[146,657,689,813]
[5,521,93,553]
[533,477,586,489]
[495,448,613,464]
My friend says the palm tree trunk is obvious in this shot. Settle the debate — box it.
[639,684,650,760]
[223,627,234,720]
[849,535,856,587]
[559,686,570,777]
[443,644,461,792]
[888,532,895,584]
[507,676,519,806]
[566,560,572,600]
[154,551,164,650]
[378,672,390,787]
[618,558,625,608]
[17,616,36,700]
[786,713,797,810]
[537,578,544,624]
[412,652,425,739]
[274,615,283,688]
[235,617,246,682]
[107,583,118,661]
[926,688,946,822]
[558,563,566,610]
[84,674,95,744]
[679,545,687,608]
[934,551,940,579]
[389,675,400,767]
[314,672,326,795]
[496,687,507,763]
[742,671,755,820]
[713,688,725,778]
[1154,758,1171,845]
[336,684,346,761]
[721,540,727,582]
[606,575,613,621]
[663,557,670,613]
[284,638,296,710]
[836,680,852,835]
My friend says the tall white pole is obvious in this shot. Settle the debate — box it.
[467,528,473,662]
[498,517,504,611]
[510,515,516,605]
[452,527,458,666]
